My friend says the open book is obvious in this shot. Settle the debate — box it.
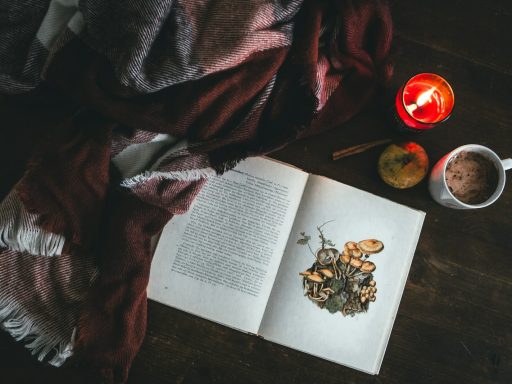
[148,157,425,374]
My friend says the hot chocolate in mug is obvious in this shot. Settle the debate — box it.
[429,144,512,209]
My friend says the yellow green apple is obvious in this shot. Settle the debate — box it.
[378,142,429,189]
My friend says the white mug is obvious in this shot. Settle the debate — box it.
[429,144,512,209]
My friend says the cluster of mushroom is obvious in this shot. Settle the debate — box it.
[299,239,384,306]
[360,280,377,303]
[339,239,384,278]
[300,269,335,302]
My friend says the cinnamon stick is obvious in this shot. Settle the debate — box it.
[332,139,392,161]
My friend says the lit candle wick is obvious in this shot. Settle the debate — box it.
[407,87,436,113]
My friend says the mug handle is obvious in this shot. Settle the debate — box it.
[503,158,512,171]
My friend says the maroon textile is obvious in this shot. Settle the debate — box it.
[74,183,204,382]
[0,0,393,382]
[16,110,113,247]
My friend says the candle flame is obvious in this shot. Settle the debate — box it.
[416,87,436,107]
[406,87,436,113]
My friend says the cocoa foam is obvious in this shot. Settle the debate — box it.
[445,151,498,205]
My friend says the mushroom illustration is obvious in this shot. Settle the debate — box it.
[303,280,310,295]
[299,232,384,315]
[318,269,334,279]
[351,248,363,258]
[349,258,363,269]
[305,273,324,284]
[344,241,358,253]
[316,248,339,266]
[331,260,342,279]
[344,257,363,277]
[351,261,376,278]
[337,252,349,275]
[339,252,350,265]
[313,282,321,297]
[322,287,335,295]
[344,242,363,258]
[360,284,378,304]
[358,239,384,259]
[309,286,336,302]
[309,291,328,302]
[360,261,376,273]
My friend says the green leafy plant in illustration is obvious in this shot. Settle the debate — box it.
[329,278,344,293]
[297,232,311,245]
[325,294,345,314]
[316,220,335,249]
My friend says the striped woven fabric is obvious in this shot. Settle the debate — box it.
[0,0,392,382]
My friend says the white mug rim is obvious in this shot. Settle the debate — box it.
[441,144,506,208]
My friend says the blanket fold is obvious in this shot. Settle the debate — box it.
[15,109,113,249]
[0,0,393,382]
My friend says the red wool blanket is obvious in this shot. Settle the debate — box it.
[0,0,392,382]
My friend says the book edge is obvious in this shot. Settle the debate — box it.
[372,210,426,374]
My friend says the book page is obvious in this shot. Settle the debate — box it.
[259,175,425,374]
[148,157,309,333]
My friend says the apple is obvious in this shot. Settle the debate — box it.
[378,142,429,189]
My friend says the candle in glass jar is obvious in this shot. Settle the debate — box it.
[394,73,454,131]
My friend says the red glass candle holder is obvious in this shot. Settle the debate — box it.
[394,73,455,132]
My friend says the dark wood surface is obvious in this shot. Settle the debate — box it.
[2,0,512,383]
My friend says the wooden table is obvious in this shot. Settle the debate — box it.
[2,1,511,383]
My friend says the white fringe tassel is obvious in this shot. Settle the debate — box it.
[0,301,74,366]
[0,190,65,257]
[121,167,217,189]
[0,226,65,257]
